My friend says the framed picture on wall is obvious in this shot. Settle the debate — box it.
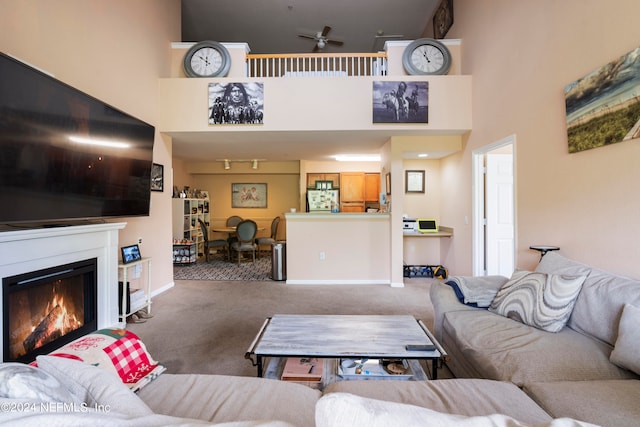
[208,82,264,125]
[385,173,391,195]
[433,0,454,39]
[231,183,267,208]
[405,170,425,193]
[373,81,429,123]
[150,163,164,192]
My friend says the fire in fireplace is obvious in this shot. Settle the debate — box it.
[3,258,97,363]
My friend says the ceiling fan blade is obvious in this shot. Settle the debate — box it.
[298,34,316,40]
[321,26,331,37]
[312,44,320,53]
[326,39,344,46]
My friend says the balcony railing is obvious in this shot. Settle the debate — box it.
[246,52,388,78]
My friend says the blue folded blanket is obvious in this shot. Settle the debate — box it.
[445,275,509,308]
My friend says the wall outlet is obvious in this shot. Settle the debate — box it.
[138,238,143,245]
[319,251,326,261]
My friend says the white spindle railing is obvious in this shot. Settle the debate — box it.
[246,53,388,78]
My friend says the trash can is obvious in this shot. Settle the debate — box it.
[271,242,286,281]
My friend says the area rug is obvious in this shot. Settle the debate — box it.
[173,256,272,281]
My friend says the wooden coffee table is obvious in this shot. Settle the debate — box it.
[245,314,447,384]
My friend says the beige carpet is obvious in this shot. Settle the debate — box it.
[128,278,446,378]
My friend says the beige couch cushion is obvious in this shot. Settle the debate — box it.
[137,374,320,427]
[535,252,640,346]
[610,303,640,374]
[524,380,640,427]
[324,378,552,425]
[316,392,596,427]
[442,309,635,386]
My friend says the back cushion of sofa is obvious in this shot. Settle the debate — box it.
[535,252,640,346]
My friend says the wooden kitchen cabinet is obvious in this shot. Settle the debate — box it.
[365,173,380,202]
[307,173,340,189]
[340,172,365,212]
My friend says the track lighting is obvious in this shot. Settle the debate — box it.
[224,160,230,170]
[252,160,258,169]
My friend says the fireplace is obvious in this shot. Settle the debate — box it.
[3,258,98,363]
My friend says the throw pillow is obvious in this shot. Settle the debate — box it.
[0,362,78,403]
[36,355,153,417]
[610,303,640,375]
[41,328,165,392]
[489,270,586,333]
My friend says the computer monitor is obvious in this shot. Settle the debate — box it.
[417,219,438,233]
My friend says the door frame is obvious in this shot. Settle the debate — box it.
[472,135,516,276]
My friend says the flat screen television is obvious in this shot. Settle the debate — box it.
[0,52,155,225]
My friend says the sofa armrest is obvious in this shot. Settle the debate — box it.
[429,282,478,343]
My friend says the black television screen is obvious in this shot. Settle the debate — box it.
[0,52,155,225]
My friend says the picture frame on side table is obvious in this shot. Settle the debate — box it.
[151,163,164,192]
[121,244,142,264]
[405,170,425,193]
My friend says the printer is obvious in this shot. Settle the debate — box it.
[402,218,417,234]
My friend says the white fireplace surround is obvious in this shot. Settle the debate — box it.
[0,222,126,361]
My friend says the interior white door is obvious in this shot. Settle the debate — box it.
[485,153,514,276]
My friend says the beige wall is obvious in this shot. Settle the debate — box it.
[1,0,181,294]
[441,0,640,278]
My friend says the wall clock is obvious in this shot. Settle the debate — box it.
[402,38,451,76]
[183,41,231,78]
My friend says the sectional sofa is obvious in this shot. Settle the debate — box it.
[430,251,640,427]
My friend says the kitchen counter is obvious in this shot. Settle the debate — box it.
[284,212,390,285]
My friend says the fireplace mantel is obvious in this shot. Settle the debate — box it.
[0,222,126,361]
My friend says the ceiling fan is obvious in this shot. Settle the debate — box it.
[298,26,344,52]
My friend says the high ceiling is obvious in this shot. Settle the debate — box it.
[176,0,444,163]
[182,0,440,54]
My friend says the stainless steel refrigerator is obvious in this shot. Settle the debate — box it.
[307,189,339,212]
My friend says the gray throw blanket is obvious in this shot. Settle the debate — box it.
[449,275,509,307]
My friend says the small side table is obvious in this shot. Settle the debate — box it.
[117,257,152,324]
[529,245,560,260]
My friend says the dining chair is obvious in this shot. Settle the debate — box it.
[199,219,229,261]
[225,215,244,246]
[230,219,258,264]
[255,216,280,258]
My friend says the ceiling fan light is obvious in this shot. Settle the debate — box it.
[317,39,326,49]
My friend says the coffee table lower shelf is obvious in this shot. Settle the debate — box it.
[263,357,428,390]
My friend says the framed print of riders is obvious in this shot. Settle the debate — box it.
[208,82,264,125]
[372,81,429,124]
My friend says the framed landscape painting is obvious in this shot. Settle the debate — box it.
[231,183,267,208]
[564,47,640,153]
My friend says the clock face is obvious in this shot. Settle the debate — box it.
[190,47,223,76]
[402,38,451,75]
[410,45,445,74]
[183,41,231,78]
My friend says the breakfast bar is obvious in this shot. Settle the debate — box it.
[285,212,390,285]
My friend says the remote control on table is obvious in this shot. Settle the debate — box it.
[405,344,437,351]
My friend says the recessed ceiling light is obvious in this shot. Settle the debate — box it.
[334,154,381,162]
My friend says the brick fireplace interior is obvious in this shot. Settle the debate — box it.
[3,258,98,363]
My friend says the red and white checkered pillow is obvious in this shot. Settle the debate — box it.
[43,328,165,392]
